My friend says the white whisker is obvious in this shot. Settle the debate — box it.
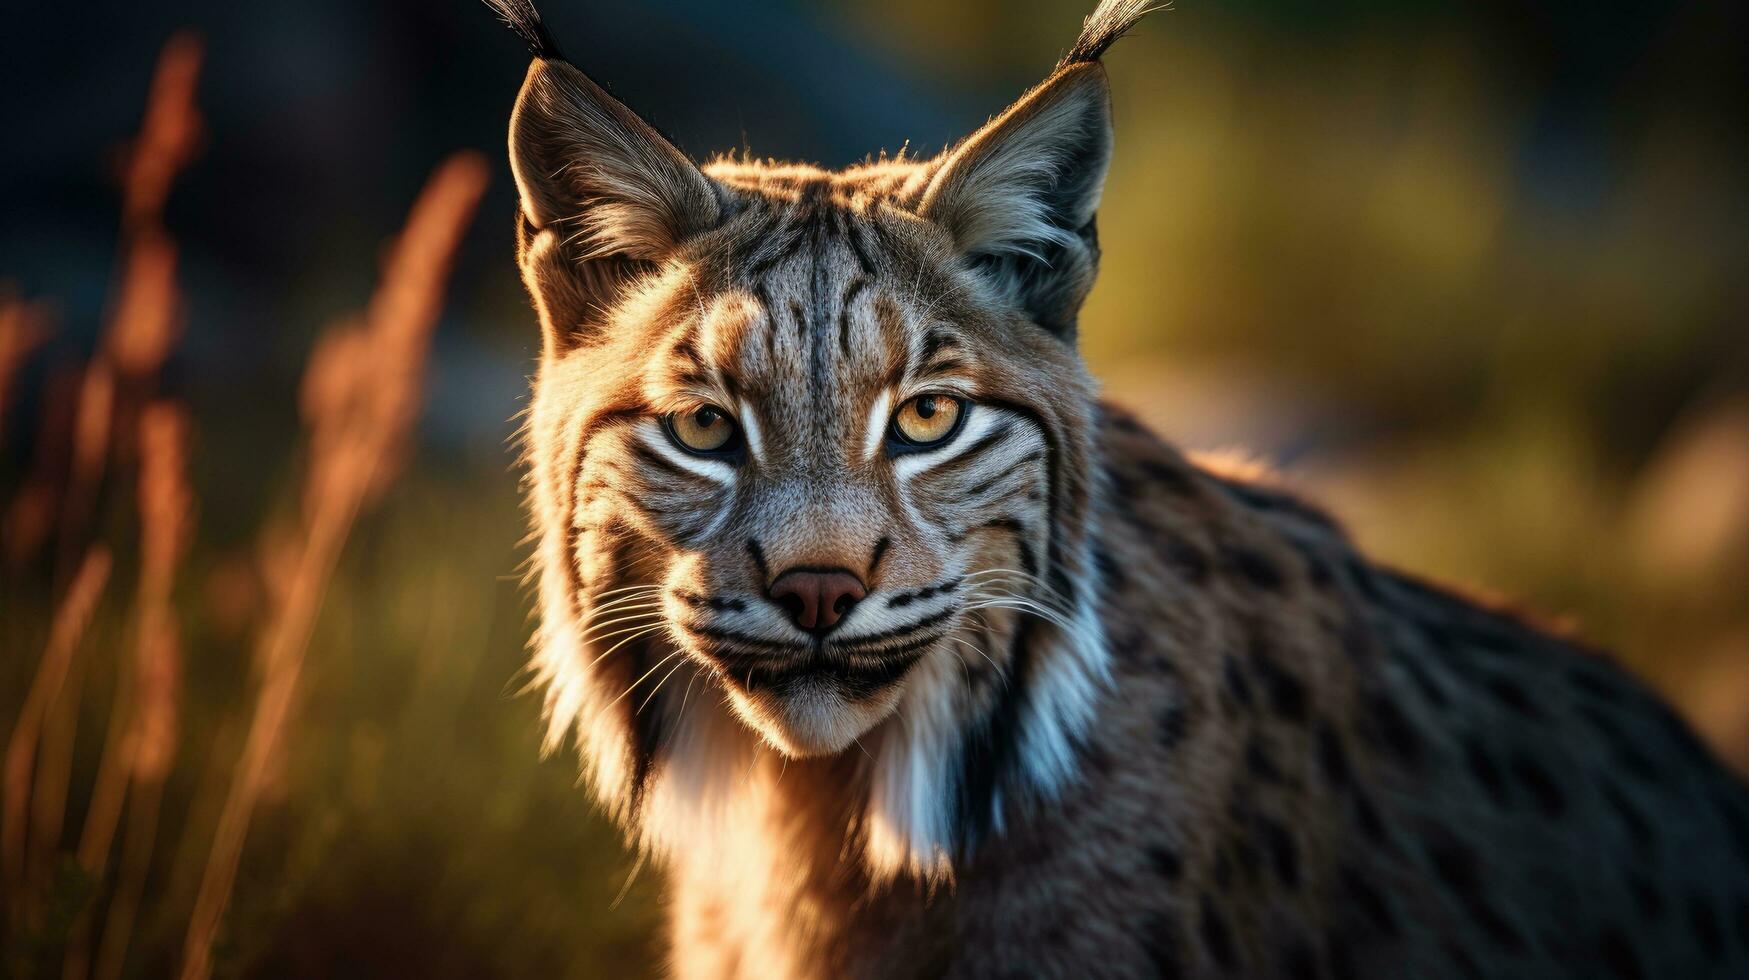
[605,650,686,710]
[577,609,667,641]
[636,656,691,716]
[583,625,668,671]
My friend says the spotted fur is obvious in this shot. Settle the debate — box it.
[490,1,1749,976]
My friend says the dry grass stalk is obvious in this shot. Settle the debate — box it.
[25,361,114,899]
[53,361,115,582]
[58,33,199,571]
[92,760,168,980]
[129,405,193,784]
[26,649,87,901]
[178,151,489,980]
[65,404,193,980]
[4,367,77,571]
[0,291,53,447]
[0,30,203,964]
[105,230,182,385]
[4,28,196,572]
[1,547,112,925]
[119,33,204,236]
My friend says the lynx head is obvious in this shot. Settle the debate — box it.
[495,0,1153,879]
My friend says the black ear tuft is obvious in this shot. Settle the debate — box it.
[1061,0,1159,67]
[481,0,566,61]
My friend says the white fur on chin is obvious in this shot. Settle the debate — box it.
[721,674,902,758]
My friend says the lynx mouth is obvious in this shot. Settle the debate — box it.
[678,619,949,701]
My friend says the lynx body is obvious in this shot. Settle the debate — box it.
[485,0,1749,975]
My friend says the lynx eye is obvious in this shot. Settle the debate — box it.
[890,395,966,451]
[665,405,739,456]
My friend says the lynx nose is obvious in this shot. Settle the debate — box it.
[768,568,867,636]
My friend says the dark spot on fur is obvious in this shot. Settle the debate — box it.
[1139,459,1199,497]
[674,590,746,613]
[1651,701,1712,766]
[1426,838,1478,889]
[1598,925,1643,980]
[1316,723,1350,788]
[1338,610,1382,667]
[1105,464,1142,499]
[1199,896,1237,969]
[1400,655,1451,709]
[1083,743,1117,780]
[1105,469,1148,527]
[1579,702,1665,786]
[1446,942,1487,980]
[1484,675,1545,719]
[1462,736,1509,806]
[1222,657,1254,715]
[1323,934,1355,977]
[1158,703,1190,749]
[1213,851,1234,888]
[1339,866,1399,938]
[1344,558,1386,603]
[1093,546,1125,591]
[1509,753,1566,816]
[1625,870,1665,922]
[1244,483,1340,529]
[1227,546,1287,591]
[1281,937,1318,980]
[868,535,891,577]
[1426,838,1526,952]
[1571,666,1625,704]
[1259,815,1301,888]
[1230,835,1263,884]
[1603,783,1653,854]
[1251,638,1309,724]
[1292,539,1336,590]
[1351,790,1390,847]
[1164,535,1211,585]
[1109,413,1147,434]
[1140,914,1184,979]
[1149,844,1184,882]
[1108,628,1147,667]
[1690,892,1724,960]
[1719,799,1749,868]
[1363,692,1424,770]
[746,538,771,582]
[1246,738,1285,783]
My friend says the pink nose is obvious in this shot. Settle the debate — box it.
[768,568,867,635]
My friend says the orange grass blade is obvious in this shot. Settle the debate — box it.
[0,292,54,447]
[178,152,488,980]
[1,547,112,921]
[67,404,193,979]
[120,33,204,235]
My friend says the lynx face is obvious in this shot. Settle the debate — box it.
[506,3,1139,874]
[584,216,1069,758]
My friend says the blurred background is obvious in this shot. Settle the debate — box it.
[1,0,1745,975]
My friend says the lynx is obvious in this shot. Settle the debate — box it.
[484,0,1749,975]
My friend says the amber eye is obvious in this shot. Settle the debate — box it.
[890,395,966,450]
[666,405,739,455]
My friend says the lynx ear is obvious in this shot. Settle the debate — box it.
[510,60,719,258]
[508,58,720,350]
[918,65,1112,338]
[918,0,1154,338]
